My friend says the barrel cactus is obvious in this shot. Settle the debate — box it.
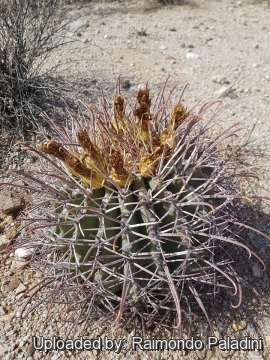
[5,79,265,336]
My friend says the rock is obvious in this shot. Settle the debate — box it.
[18,340,25,348]
[15,282,26,294]
[6,278,21,292]
[216,86,238,99]
[4,324,11,331]
[0,345,7,357]
[82,89,90,96]
[1,312,15,324]
[69,18,89,33]
[15,247,34,258]
[186,52,199,59]
[0,335,6,343]
[211,75,228,84]
[0,192,24,215]
[137,27,147,36]
[228,89,238,99]
[232,320,247,332]
[166,55,176,61]
[10,258,29,272]
[0,306,6,315]
[240,19,248,26]
[6,349,15,359]
[137,83,146,90]
[247,352,264,360]
[216,85,229,95]
[0,234,9,252]
[5,227,17,239]
[6,329,15,337]
[120,78,131,89]
[22,334,30,342]
[27,343,35,357]
[252,263,261,277]
[235,11,247,18]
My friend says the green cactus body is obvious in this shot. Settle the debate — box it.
[55,165,215,297]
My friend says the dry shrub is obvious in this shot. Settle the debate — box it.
[0,0,70,135]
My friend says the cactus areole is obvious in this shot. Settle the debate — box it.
[7,80,265,336]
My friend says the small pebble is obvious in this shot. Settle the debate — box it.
[186,52,199,59]
[0,306,6,315]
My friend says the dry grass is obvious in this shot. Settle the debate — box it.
[0,0,71,134]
